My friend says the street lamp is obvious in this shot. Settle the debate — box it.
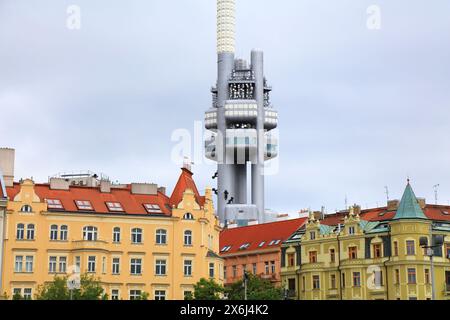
[420,225,444,300]
[242,271,249,300]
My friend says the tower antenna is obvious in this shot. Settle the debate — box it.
[384,186,389,201]
[433,184,440,205]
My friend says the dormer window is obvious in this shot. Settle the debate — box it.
[221,245,232,252]
[258,241,266,247]
[348,226,355,235]
[75,200,94,211]
[183,212,194,220]
[46,199,64,210]
[239,243,250,250]
[106,202,124,212]
[20,205,32,213]
[144,204,163,214]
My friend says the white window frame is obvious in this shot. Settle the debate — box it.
[130,258,142,275]
[131,228,143,244]
[155,259,167,276]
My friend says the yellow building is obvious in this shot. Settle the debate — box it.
[281,182,450,300]
[0,152,223,300]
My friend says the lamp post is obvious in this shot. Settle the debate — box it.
[420,224,444,300]
[243,271,249,301]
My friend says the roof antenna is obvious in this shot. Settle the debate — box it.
[344,195,348,210]
[384,186,389,201]
[433,184,440,205]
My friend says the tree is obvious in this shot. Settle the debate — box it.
[12,291,23,300]
[193,278,224,300]
[36,273,106,300]
[226,273,283,300]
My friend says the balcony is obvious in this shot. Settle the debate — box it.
[72,239,108,251]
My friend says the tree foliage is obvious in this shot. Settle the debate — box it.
[226,273,283,300]
[36,273,106,300]
[193,278,224,300]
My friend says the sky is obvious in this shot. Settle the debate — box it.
[1,0,450,215]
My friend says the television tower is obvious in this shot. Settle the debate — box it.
[205,0,278,225]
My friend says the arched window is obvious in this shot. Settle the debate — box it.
[155,229,167,245]
[113,227,121,243]
[183,213,194,220]
[83,226,98,241]
[20,205,32,213]
[131,228,142,244]
[184,230,193,246]
[27,224,35,240]
[50,225,58,241]
[60,225,68,241]
[16,224,25,240]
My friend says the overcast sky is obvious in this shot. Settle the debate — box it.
[1,0,450,215]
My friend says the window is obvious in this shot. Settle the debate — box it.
[75,256,81,273]
[373,270,383,287]
[330,274,336,289]
[129,290,142,300]
[252,263,257,275]
[130,258,142,275]
[46,199,64,210]
[348,226,355,235]
[50,225,58,240]
[184,230,193,246]
[27,224,35,240]
[83,226,98,241]
[183,212,194,220]
[348,246,358,259]
[394,241,399,256]
[60,225,68,241]
[330,249,336,263]
[288,253,295,267]
[102,257,106,274]
[312,275,320,289]
[425,269,430,284]
[20,205,32,213]
[113,227,121,243]
[239,243,250,250]
[155,229,166,245]
[258,241,266,247]
[25,256,33,273]
[268,240,276,246]
[406,240,415,255]
[373,244,382,258]
[144,204,163,214]
[106,202,124,212]
[310,231,316,240]
[264,262,270,275]
[395,269,400,284]
[353,272,361,287]
[49,256,57,273]
[155,260,167,275]
[221,245,232,252]
[270,261,276,274]
[88,256,96,273]
[407,268,416,284]
[302,276,306,291]
[15,256,23,272]
[16,224,25,240]
[309,251,317,263]
[111,290,119,300]
[232,265,237,278]
[23,288,32,300]
[445,243,450,259]
[59,257,67,273]
[274,240,281,245]
[112,258,120,275]
[342,273,346,288]
[184,260,192,277]
[209,263,215,278]
[155,290,166,301]
[75,200,94,211]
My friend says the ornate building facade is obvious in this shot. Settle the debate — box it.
[0,149,223,300]
[281,183,450,300]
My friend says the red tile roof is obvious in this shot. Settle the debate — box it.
[219,218,307,255]
[320,205,450,225]
[5,168,204,216]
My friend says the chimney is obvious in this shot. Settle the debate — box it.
[387,199,399,211]
[157,186,166,195]
[0,148,15,187]
[131,183,158,195]
[49,178,70,190]
[100,180,111,193]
